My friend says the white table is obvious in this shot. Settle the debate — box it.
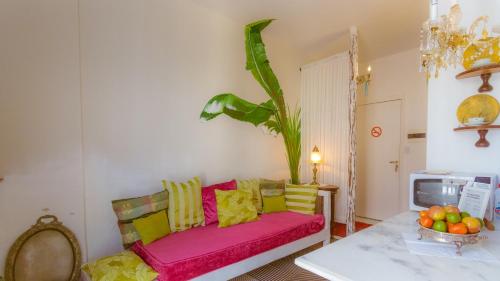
[295,211,500,281]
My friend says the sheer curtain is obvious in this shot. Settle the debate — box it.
[300,52,350,223]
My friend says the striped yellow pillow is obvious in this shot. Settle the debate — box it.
[162,177,205,232]
[285,184,318,215]
[237,179,262,212]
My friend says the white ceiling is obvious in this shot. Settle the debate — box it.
[192,0,428,62]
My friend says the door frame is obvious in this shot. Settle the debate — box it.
[356,98,403,219]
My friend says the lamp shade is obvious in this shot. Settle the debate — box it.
[310,146,321,164]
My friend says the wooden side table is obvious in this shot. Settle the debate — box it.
[318,185,339,236]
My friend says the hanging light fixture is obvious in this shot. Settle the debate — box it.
[420,0,471,78]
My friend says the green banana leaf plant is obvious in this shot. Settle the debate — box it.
[200,19,301,184]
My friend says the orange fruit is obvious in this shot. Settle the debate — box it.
[419,210,429,218]
[449,223,468,235]
[447,222,455,230]
[420,216,434,228]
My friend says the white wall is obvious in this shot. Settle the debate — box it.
[0,0,86,272]
[299,47,427,222]
[427,0,500,174]
[79,0,300,260]
[359,48,427,213]
[0,0,301,270]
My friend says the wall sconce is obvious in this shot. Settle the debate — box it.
[356,65,372,96]
[310,145,321,185]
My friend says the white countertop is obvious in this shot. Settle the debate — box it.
[295,211,500,281]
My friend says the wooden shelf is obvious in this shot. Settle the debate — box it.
[454,125,500,147]
[456,64,500,93]
[456,64,500,79]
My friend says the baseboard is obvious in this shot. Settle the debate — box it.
[334,216,347,224]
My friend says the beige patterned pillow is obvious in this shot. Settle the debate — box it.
[259,179,286,197]
[111,190,168,248]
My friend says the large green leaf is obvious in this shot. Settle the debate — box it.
[245,19,283,102]
[262,117,281,135]
[200,93,277,127]
[199,19,301,184]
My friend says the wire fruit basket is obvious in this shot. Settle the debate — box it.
[417,223,487,256]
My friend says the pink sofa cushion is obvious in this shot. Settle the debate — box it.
[201,180,237,225]
[132,211,324,281]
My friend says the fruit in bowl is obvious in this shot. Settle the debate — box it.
[418,205,483,235]
[428,206,446,221]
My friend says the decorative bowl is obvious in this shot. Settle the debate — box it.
[456,94,500,125]
[417,223,487,255]
[462,36,500,70]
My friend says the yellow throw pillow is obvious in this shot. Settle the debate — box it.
[237,179,262,212]
[82,251,158,281]
[215,189,259,227]
[262,195,287,213]
[162,176,205,232]
[285,184,318,215]
[111,190,168,248]
[132,210,170,245]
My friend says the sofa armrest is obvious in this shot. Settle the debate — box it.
[314,195,324,215]
[316,190,331,236]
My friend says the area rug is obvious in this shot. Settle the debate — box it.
[333,221,372,238]
[230,244,325,281]
[230,222,373,281]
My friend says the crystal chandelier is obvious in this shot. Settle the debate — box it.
[420,1,470,78]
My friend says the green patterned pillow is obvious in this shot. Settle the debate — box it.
[112,190,168,248]
[237,179,262,212]
[162,176,205,232]
[215,189,259,227]
[285,183,318,215]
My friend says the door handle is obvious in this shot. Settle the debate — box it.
[389,160,399,172]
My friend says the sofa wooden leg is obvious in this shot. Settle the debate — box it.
[322,237,330,246]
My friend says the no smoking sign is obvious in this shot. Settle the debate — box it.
[370,126,382,138]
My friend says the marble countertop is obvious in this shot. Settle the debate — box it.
[295,211,500,281]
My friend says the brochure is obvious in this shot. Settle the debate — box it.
[458,182,491,219]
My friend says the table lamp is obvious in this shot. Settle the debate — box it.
[310,146,321,185]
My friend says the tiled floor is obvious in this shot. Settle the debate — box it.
[333,221,373,237]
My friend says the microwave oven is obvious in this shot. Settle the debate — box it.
[409,171,497,221]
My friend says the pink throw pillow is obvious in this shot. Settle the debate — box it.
[202,180,237,225]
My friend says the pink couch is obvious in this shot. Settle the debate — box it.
[132,211,325,281]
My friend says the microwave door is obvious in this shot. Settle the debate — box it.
[414,179,462,208]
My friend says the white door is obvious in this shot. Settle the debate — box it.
[356,100,401,220]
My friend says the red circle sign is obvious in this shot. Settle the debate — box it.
[371,126,382,138]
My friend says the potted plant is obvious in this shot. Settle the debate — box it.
[200,19,301,184]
